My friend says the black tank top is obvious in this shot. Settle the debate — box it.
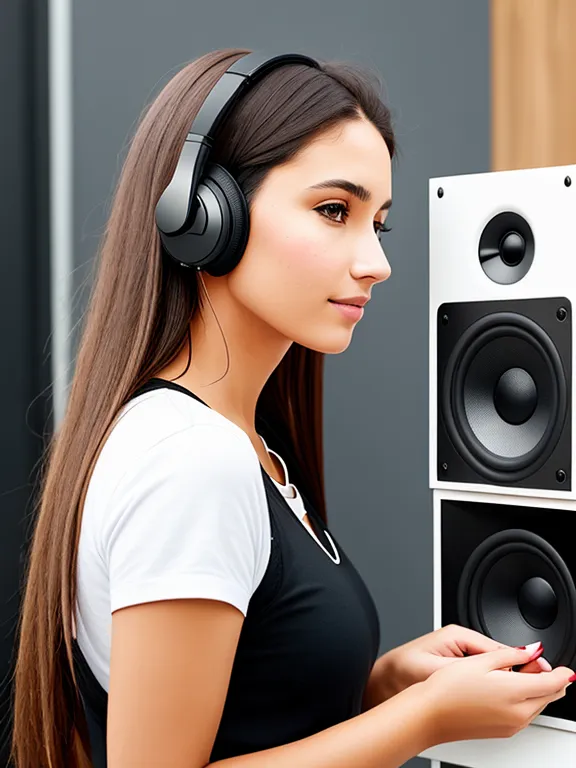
[72,378,381,765]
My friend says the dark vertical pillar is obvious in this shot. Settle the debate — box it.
[0,1,52,764]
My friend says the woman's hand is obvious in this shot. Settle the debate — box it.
[372,624,552,702]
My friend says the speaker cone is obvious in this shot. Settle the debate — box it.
[457,529,576,669]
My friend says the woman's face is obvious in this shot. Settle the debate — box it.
[227,116,392,354]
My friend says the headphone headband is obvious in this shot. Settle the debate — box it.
[155,51,321,236]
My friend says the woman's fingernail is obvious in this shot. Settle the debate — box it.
[515,645,526,650]
[524,641,542,653]
[530,647,544,662]
[537,656,552,671]
[568,673,576,683]
[524,641,543,660]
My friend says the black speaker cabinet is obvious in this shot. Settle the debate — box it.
[437,297,572,492]
[418,490,576,764]
[440,492,575,728]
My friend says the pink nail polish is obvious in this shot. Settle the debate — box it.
[569,673,576,683]
[537,656,552,672]
[528,643,544,662]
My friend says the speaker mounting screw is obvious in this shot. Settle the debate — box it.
[437,187,444,198]
[556,307,568,322]
[565,176,572,187]
[441,314,449,325]
[556,469,567,483]
[441,462,448,472]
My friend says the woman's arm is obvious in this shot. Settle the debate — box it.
[361,652,398,712]
[108,598,437,768]
[209,680,435,768]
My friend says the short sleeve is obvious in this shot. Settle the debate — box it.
[101,423,271,617]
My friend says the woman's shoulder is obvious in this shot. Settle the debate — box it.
[86,387,263,518]
[76,387,273,639]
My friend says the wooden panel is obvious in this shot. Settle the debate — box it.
[491,0,576,170]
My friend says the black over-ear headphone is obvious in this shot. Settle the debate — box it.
[155,51,321,277]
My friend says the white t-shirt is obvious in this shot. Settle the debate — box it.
[74,386,315,693]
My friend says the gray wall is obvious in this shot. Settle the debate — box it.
[72,2,490,765]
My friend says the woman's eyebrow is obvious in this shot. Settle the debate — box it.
[307,178,392,211]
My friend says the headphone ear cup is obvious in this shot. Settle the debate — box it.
[199,163,250,276]
[158,162,250,276]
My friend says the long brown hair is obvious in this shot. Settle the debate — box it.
[9,47,396,767]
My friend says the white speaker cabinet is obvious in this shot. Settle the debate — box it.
[429,164,576,501]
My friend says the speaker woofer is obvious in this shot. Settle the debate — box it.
[457,528,576,669]
[441,312,567,483]
[441,497,576,722]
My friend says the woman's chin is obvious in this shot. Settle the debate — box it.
[295,327,355,355]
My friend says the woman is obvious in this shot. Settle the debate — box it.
[10,47,574,768]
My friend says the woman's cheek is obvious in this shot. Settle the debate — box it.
[275,233,335,287]
[232,213,337,308]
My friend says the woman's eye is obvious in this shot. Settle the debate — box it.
[316,203,392,237]
[316,202,349,223]
[375,222,393,236]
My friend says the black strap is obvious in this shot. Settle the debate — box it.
[72,638,108,767]
[131,376,210,407]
